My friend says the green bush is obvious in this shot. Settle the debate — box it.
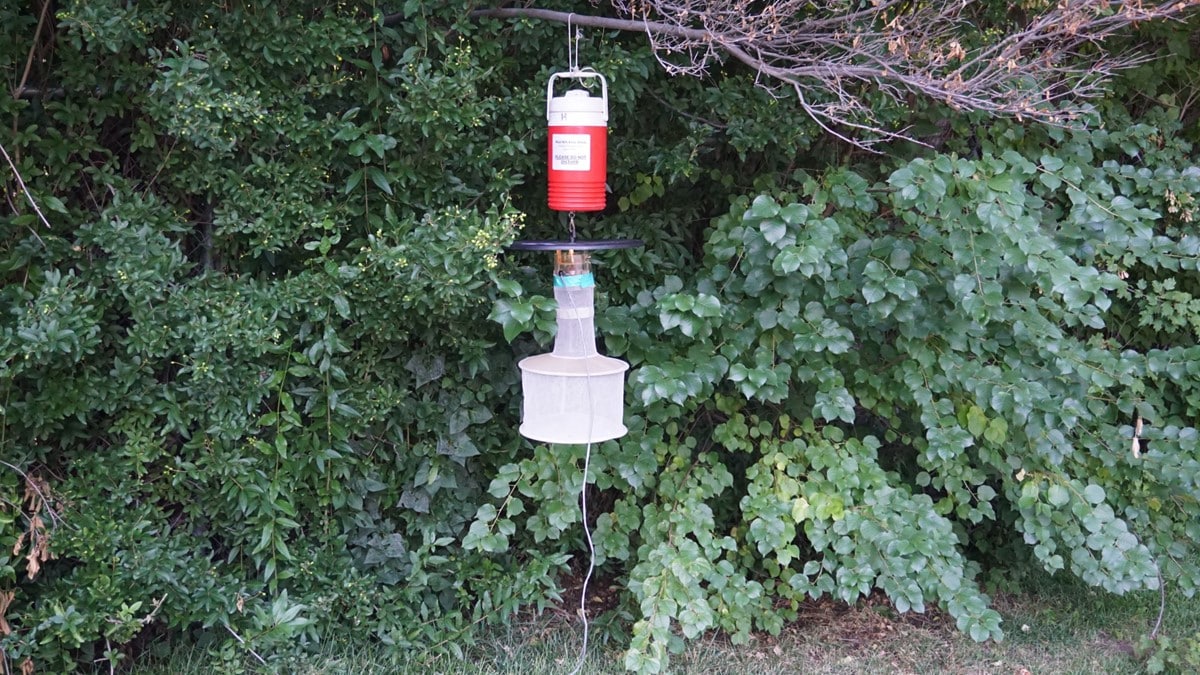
[0,2,549,670]
[1141,631,1200,674]
[485,123,1200,669]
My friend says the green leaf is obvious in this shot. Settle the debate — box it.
[862,283,885,304]
[1040,155,1065,172]
[1047,484,1070,507]
[332,294,350,318]
[983,418,1008,444]
[462,520,490,551]
[966,406,988,437]
[987,174,1014,193]
[693,294,722,318]
[889,167,914,189]
[774,247,802,275]
[863,259,889,282]
[367,167,393,195]
[747,194,780,220]
[490,298,535,342]
[760,219,788,246]
[1038,172,1063,190]
[494,277,522,297]
[779,203,808,225]
[791,497,810,523]
[42,195,69,214]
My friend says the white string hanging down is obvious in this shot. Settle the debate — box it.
[564,259,597,675]
[567,438,596,675]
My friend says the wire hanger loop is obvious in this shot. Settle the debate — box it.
[567,13,582,73]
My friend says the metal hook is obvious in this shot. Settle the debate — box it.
[568,211,577,243]
[566,13,581,72]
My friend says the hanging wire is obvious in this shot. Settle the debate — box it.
[567,13,582,73]
[561,18,598,673]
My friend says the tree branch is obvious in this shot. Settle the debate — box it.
[460,1,1200,149]
[468,6,710,41]
[0,140,50,245]
[12,0,52,100]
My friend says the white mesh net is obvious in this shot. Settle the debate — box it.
[517,265,629,444]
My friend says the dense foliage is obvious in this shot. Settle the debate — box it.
[1,1,1197,672]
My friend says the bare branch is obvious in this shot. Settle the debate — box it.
[222,623,268,666]
[468,1,1200,148]
[12,0,52,100]
[469,7,710,40]
[0,140,50,245]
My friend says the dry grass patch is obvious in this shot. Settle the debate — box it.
[127,568,1200,674]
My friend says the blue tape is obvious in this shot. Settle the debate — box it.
[554,272,595,288]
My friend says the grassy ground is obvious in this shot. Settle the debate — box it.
[128,570,1198,674]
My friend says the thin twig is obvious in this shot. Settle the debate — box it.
[1150,558,1166,640]
[141,593,168,627]
[223,623,268,667]
[100,638,115,675]
[0,461,63,527]
[644,89,727,129]
[0,140,50,245]
[141,135,181,195]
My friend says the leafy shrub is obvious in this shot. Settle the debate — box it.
[1141,631,1200,674]
[484,121,1200,671]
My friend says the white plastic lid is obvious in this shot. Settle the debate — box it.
[548,89,607,123]
[546,70,609,123]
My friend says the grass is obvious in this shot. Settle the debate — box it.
[126,569,1200,674]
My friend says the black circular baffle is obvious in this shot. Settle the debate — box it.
[508,239,643,252]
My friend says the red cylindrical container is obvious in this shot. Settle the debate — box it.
[547,72,608,211]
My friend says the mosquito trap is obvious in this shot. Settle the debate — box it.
[509,239,640,444]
